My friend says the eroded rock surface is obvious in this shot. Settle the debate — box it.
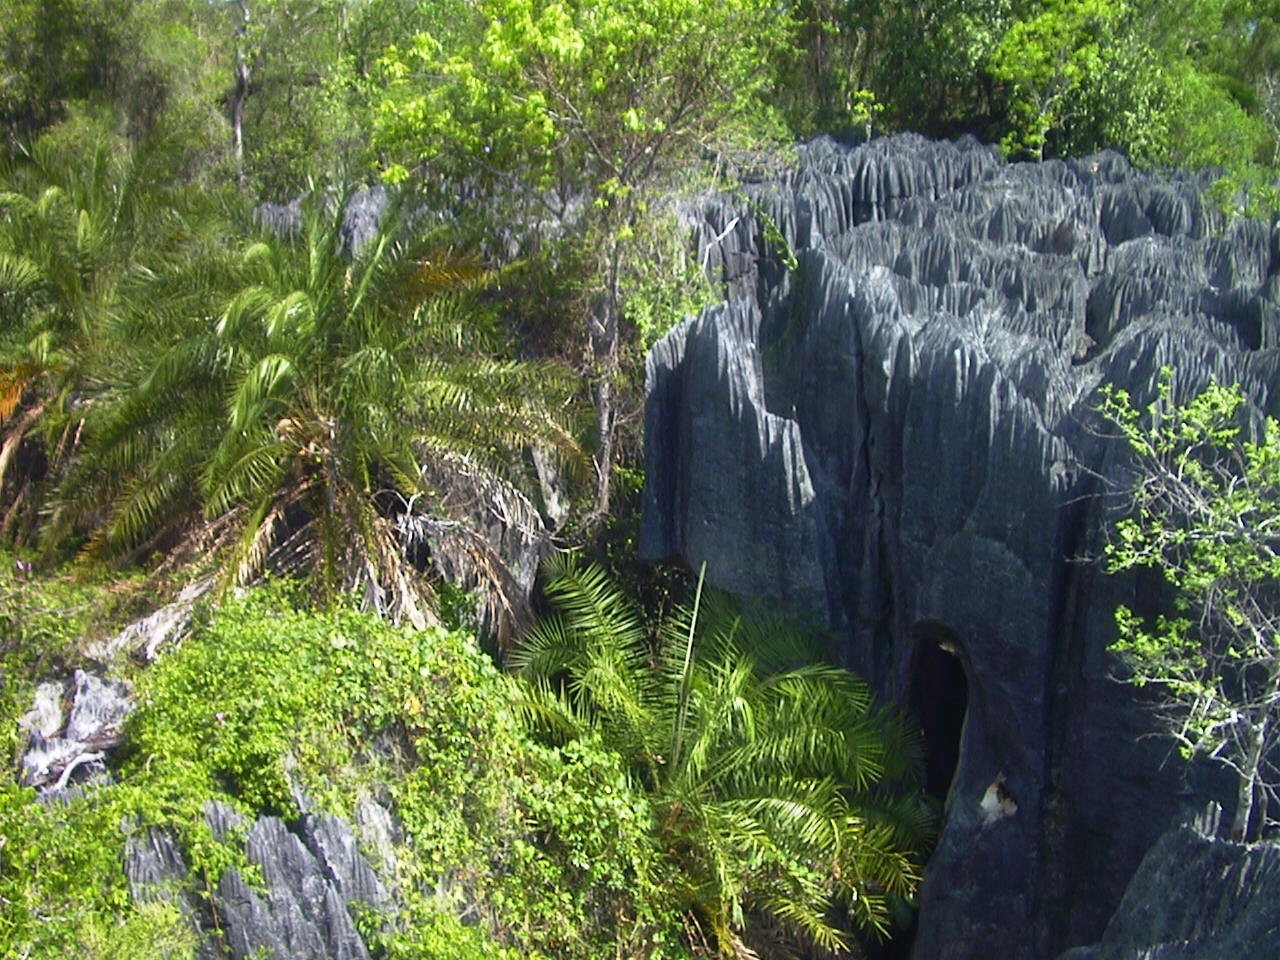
[122,800,392,960]
[641,134,1279,959]
[19,670,132,791]
[1057,806,1280,960]
[87,577,213,663]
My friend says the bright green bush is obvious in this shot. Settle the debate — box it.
[2,581,684,960]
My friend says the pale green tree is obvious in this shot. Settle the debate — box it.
[1102,374,1280,841]
[372,0,791,518]
[989,0,1124,160]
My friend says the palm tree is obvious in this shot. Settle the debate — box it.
[510,557,934,957]
[58,189,580,632]
[0,127,223,543]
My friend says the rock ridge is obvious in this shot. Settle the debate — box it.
[641,133,1279,959]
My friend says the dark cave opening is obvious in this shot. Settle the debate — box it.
[861,623,970,960]
[907,622,970,806]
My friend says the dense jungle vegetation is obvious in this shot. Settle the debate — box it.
[1,0,1278,957]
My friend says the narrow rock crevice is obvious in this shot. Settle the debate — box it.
[908,622,969,809]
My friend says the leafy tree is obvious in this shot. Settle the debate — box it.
[774,0,894,137]
[0,0,230,163]
[1233,0,1280,164]
[980,0,1274,169]
[1101,373,1280,841]
[856,0,1015,142]
[219,0,374,195]
[989,0,1123,160]
[0,0,136,145]
[511,557,932,955]
[373,0,790,518]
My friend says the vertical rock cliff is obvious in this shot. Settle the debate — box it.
[640,134,1280,959]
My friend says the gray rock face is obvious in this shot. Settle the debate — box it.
[125,827,222,960]
[124,800,392,960]
[641,134,1279,959]
[88,577,213,663]
[1057,806,1280,960]
[253,185,388,256]
[122,800,394,960]
[19,670,132,791]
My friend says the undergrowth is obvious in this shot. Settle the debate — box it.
[1,578,685,960]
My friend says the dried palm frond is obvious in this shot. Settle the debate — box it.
[409,254,491,297]
[0,363,39,422]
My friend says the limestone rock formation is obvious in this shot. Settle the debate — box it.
[1056,806,1280,960]
[124,799,394,960]
[87,577,214,663]
[19,670,132,791]
[641,134,1279,959]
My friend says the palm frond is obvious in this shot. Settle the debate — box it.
[0,363,38,422]
[226,354,297,434]
[202,435,289,517]
[409,255,492,297]
[0,253,44,326]
[512,558,934,953]
[540,555,650,661]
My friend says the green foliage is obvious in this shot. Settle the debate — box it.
[0,118,237,547]
[2,769,194,956]
[130,584,401,811]
[360,902,522,960]
[620,210,715,352]
[53,189,577,627]
[775,0,1277,174]
[511,557,933,954]
[224,0,369,196]
[0,552,140,752]
[0,0,230,164]
[2,578,691,960]
[373,0,788,198]
[848,90,887,141]
[69,902,197,960]
[0,560,183,959]
[1205,167,1280,219]
[990,0,1122,160]
[372,0,790,519]
[757,207,800,274]
[1101,370,1280,839]
[0,0,139,144]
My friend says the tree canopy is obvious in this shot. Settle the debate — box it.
[1,0,1277,619]
[371,0,791,516]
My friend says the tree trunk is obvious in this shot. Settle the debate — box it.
[1231,724,1264,841]
[589,240,622,521]
[232,1,251,182]
[0,401,46,496]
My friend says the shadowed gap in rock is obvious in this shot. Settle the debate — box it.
[863,623,970,960]
[907,621,969,806]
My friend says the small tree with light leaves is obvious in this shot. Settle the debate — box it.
[1101,371,1280,840]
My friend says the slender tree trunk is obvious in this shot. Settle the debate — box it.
[232,0,251,182]
[1231,724,1264,841]
[589,239,622,521]
[1,482,27,540]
